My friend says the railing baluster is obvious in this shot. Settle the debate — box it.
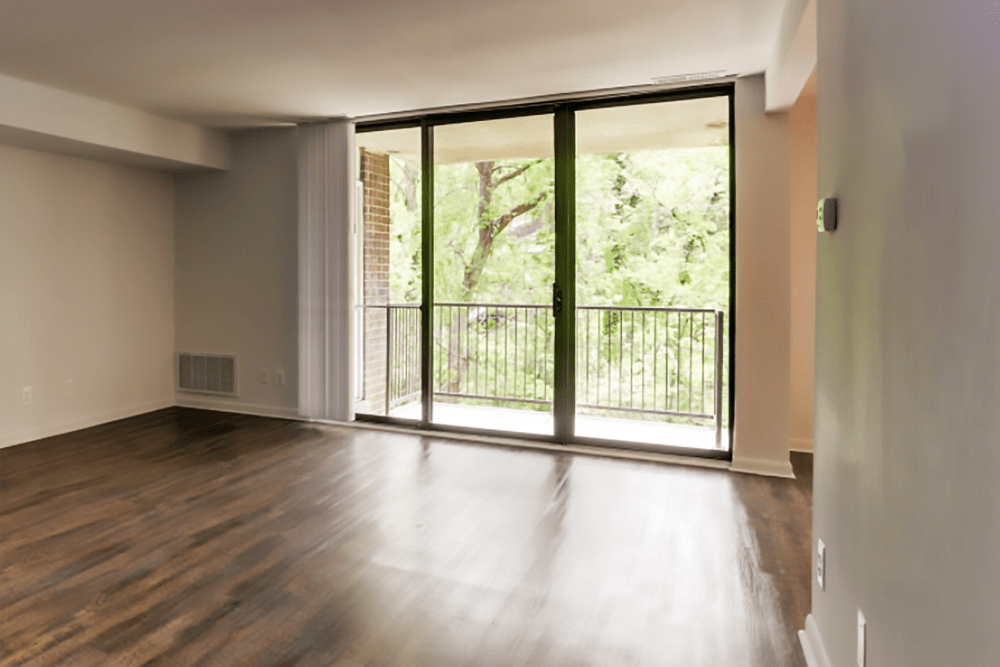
[543,309,549,402]
[595,310,600,407]
[585,309,591,407]
[715,310,724,448]
[384,307,391,415]
[689,312,694,413]
[503,308,508,401]
[630,311,635,409]
[641,311,646,410]
[653,311,657,411]
[607,311,612,408]
[618,312,623,408]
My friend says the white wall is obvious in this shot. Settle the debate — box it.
[789,94,817,453]
[0,74,230,171]
[174,128,299,418]
[0,145,175,447]
[808,1,1000,665]
[732,74,794,477]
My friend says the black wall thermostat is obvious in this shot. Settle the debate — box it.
[817,197,838,232]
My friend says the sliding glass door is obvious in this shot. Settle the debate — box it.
[430,113,556,436]
[354,126,423,419]
[355,86,733,457]
[573,95,731,450]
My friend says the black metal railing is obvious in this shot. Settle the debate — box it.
[361,303,724,445]
[433,303,554,407]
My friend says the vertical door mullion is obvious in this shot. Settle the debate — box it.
[553,106,575,441]
[421,121,434,425]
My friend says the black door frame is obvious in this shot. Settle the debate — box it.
[355,82,735,461]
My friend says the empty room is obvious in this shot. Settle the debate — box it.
[2,1,997,666]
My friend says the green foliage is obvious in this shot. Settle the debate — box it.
[383,145,730,423]
[388,147,729,310]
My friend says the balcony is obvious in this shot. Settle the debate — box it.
[361,303,729,452]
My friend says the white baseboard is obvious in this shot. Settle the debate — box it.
[729,456,796,478]
[0,398,175,449]
[790,437,814,453]
[175,395,300,421]
[799,614,833,667]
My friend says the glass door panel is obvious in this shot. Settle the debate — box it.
[355,127,423,420]
[574,96,731,450]
[431,114,556,435]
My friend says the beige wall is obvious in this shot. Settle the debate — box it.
[0,145,175,447]
[788,93,817,452]
[174,128,299,417]
[808,0,1000,664]
[0,74,230,170]
[731,75,793,477]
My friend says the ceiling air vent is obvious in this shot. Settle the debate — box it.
[652,70,729,85]
[177,353,237,397]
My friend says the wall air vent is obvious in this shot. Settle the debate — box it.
[177,353,237,397]
[652,70,729,85]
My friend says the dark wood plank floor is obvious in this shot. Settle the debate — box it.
[1,408,811,667]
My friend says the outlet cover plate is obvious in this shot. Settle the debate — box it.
[857,609,866,667]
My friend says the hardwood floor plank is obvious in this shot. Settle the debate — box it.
[0,407,811,667]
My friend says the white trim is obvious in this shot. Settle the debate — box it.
[729,456,796,478]
[798,614,833,667]
[324,419,733,471]
[175,395,300,420]
[0,398,175,448]
[790,437,814,453]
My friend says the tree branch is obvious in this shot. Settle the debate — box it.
[493,160,543,188]
[488,191,548,237]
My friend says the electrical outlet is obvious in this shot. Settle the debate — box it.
[817,539,826,590]
[274,369,285,386]
[857,609,866,667]
[259,368,269,384]
[65,379,74,397]
[22,386,32,406]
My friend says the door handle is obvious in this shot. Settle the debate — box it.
[552,282,563,318]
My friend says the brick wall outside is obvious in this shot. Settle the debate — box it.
[360,149,391,413]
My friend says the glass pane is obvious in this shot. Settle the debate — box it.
[432,114,555,435]
[574,96,731,451]
[355,127,423,419]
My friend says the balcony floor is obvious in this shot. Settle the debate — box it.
[391,401,728,451]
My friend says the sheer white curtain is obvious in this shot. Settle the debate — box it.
[297,119,356,422]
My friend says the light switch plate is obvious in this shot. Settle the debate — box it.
[275,369,286,386]
[817,197,838,232]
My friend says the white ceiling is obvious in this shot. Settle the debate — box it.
[0,0,789,128]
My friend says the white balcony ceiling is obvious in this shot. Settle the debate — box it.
[0,0,789,128]
[359,96,730,163]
